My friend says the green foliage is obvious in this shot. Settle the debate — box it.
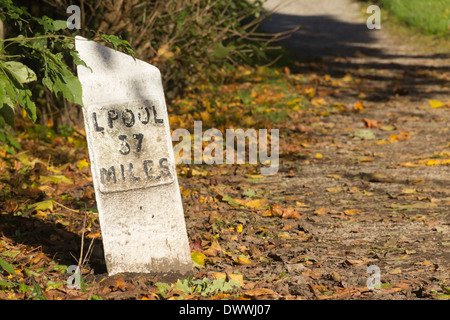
[381,0,450,36]
[0,256,16,275]
[65,0,285,97]
[0,0,133,152]
[176,277,241,296]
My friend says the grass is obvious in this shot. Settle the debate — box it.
[381,0,450,37]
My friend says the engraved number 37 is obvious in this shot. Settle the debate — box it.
[118,133,143,155]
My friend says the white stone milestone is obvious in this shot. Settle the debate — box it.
[75,36,192,278]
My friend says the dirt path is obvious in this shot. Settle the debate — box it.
[226,0,450,299]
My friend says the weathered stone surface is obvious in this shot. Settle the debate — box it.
[75,36,192,277]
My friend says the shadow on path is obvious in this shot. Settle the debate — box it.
[261,12,450,103]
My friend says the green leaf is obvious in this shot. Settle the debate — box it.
[3,61,37,85]
[155,282,171,298]
[243,188,257,198]
[176,278,192,294]
[0,279,15,288]
[39,175,74,185]
[0,257,17,275]
[1,251,20,258]
[19,282,29,294]
[16,88,37,122]
[29,282,46,300]
[53,20,67,32]
[352,129,376,140]
[31,199,55,211]
[213,42,235,60]
[0,103,15,127]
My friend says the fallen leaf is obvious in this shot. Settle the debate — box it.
[314,207,328,215]
[245,198,268,209]
[39,175,73,185]
[296,201,309,207]
[402,188,418,194]
[236,256,251,265]
[380,125,395,131]
[362,118,378,128]
[76,158,90,171]
[389,268,402,275]
[429,100,445,108]
[228,273,244,286]
[282,207,301,219]
[31,200,55,212]
[244,288,277,298]
[211,272,227,280]
[397,131,410,141]
[354,100,364,111]
[344,209,361,215]
[191,250,206,266]
[271,205,284,217]
[353,129,376,140]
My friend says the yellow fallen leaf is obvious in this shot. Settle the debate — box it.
[32,210,48,219]
[39,175,73,185]
[375,139,388,145]
[236,256,251,265]
[344,209,361,215]
[228,273,244,286]
[402,188,418,194]
[354,100,364,110]
[191,250,206,266]
[210,272,227,280]
[389,268,402,275]
[387,134,398,143]
[236,224,243,233]
[245,198,268,209]
[315,153,323,159]
[157,43,174,59]
[327,174,342,179]
[429,100,444,108]
[296,201,309,207]
[31,200,55,211]
[304,87,316,99]
[77,158,90,171]
[86,232,101,239]
[287,98,303,106]
[326,187,342,193]
[311,98,327,106]
[314,207,328,215]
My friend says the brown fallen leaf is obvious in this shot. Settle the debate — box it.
[271,205,301,219]
[243,288,278,298]
[282,207,301,219]
[271,205,284,217]
[397,130,410,141]
[362,118,379,128]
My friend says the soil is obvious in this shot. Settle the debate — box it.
[213,0,450,299]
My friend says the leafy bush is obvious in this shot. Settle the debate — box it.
[1,0,287,131]
[0,0,132,136]
[43,0,287,97]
